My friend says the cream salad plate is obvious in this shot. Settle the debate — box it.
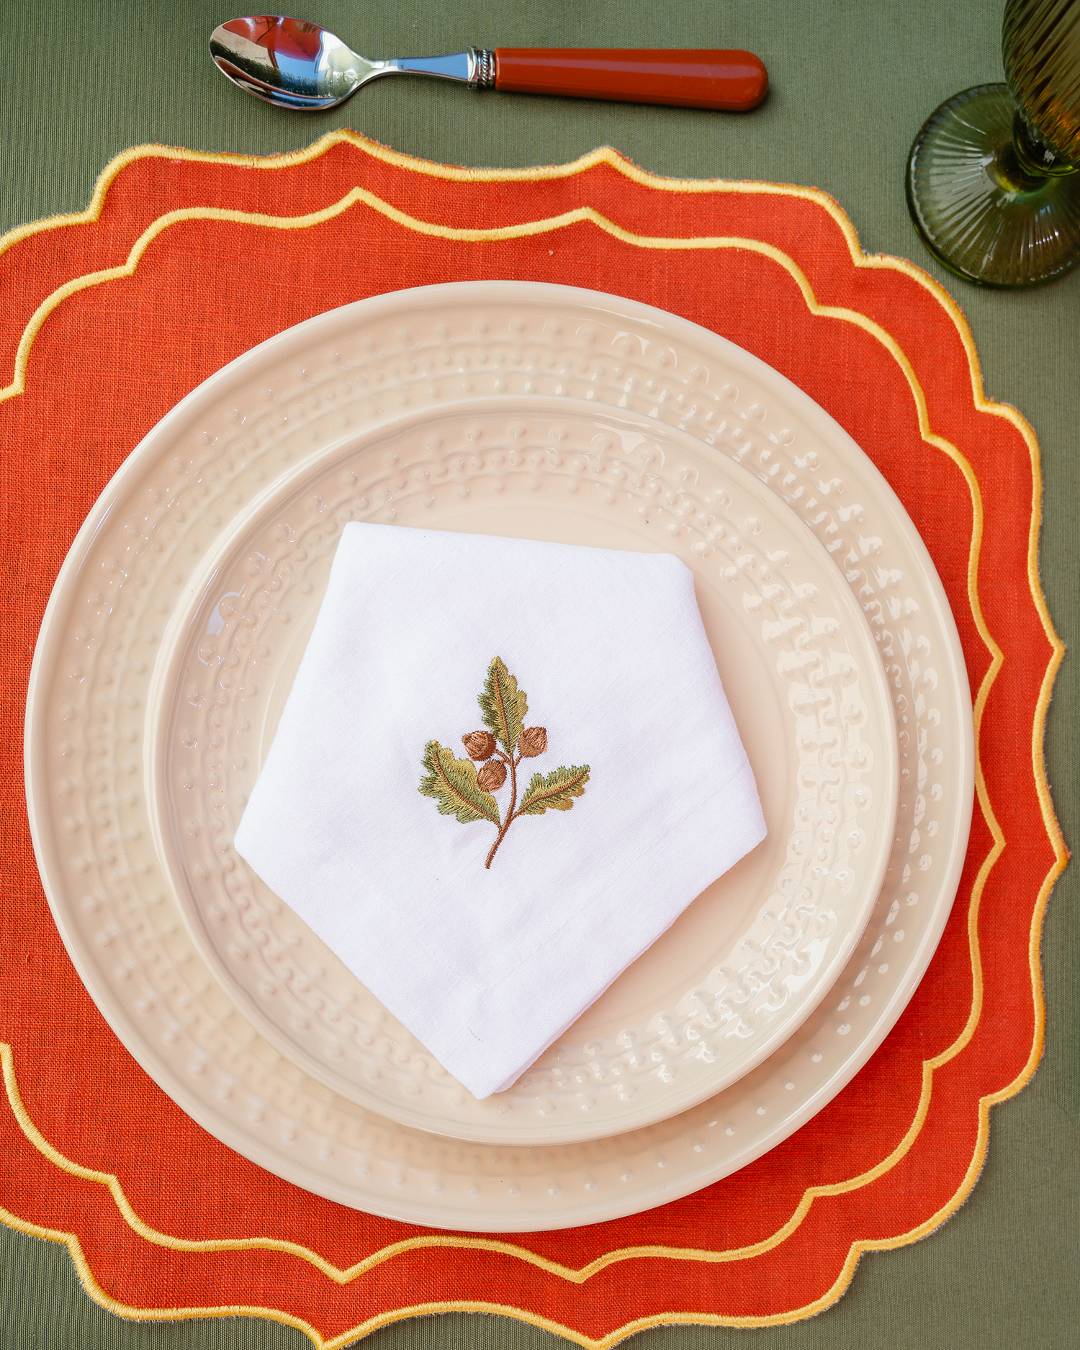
[25,283,973,1230]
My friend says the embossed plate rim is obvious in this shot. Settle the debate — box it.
[25,282,974,1229]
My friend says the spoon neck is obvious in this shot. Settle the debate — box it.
[380,50,491,86]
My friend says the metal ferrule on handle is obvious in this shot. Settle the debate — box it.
[470,48,496,87]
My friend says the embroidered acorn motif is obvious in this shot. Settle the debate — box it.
[519,726,548,758]
[419,657,590,870]
[462,730,497,761]
[476,759,507,791]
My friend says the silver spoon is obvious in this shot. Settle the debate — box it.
[210,16,768,113]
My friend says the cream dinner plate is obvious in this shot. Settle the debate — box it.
[147,397,896,1145]
[25,284,973,1229]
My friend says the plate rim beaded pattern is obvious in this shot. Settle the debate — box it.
[24,283,973,1231]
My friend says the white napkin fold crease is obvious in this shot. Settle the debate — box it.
[235,523,765,1098]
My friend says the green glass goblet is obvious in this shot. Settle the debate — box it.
[906,0,1080,286]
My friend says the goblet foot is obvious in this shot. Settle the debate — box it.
[906,83,1080,286]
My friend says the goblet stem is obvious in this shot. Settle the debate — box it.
[1013,112,1079,178]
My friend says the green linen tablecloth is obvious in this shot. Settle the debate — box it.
[1,1,1076,1346]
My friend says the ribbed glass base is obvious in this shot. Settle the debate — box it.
[906,83,1080,287]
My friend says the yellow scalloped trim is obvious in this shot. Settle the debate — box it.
[0,131,919,265]
[0,1090,1032,1348]
[1,186,1005,1265]
[0,136,1065,1343]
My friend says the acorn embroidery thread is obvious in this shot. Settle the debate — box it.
[419,656,590,869]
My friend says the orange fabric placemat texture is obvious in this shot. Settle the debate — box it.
[0,134,1065,1348]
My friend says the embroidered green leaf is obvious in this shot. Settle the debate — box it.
[478,656,528,754]
[518,764,591,816]
[418,740,500,825]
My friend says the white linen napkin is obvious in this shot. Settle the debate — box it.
[234,523,766,1098]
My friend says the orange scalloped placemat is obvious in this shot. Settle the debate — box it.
[0,133,1065,1347]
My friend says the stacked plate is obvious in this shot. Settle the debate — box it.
[25,283,973,1231]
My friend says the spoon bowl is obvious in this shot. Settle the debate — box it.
[210,16,390,109]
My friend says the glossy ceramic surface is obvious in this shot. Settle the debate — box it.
[25,283,973,1230]
[148,398,896,1144]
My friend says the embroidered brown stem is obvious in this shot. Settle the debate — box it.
[485,751,521,869]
